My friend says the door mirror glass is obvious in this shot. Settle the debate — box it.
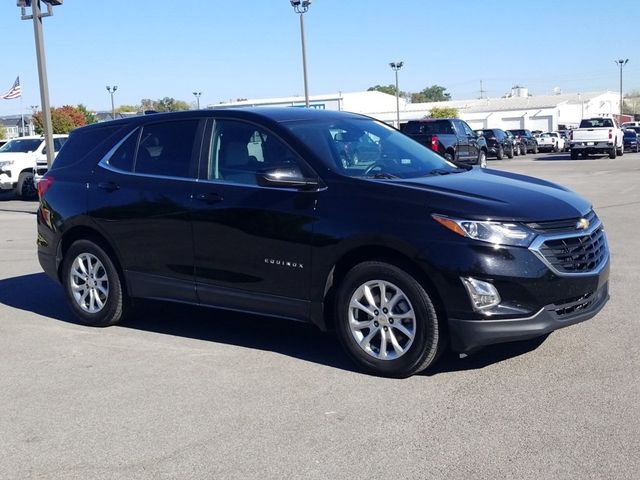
[257,167,318,189]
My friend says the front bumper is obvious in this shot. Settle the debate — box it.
[449,280,609,352]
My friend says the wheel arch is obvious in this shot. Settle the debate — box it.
[319,245,447,333]
[57,225,128,295]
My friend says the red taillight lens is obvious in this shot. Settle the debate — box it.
[608,129,612,139]
[37,176,54,199]
[430,135,439,151]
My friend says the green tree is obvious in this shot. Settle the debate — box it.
[33,105,87,134]
[77,104,97,125]
[428,107,459,118]
[368,84,400,96]
[140,97,190,112]
[411,85,452,103]
[115,104,139,113]
[0,125,6,140]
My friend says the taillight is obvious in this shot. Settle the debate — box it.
[608,129,612,139]
[430,135,439,152]
[37,175,54,199]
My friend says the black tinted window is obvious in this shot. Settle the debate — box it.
[53,126,121,170]
[404,120,453,135]
[134,120,199,178]
[108,129,139,172]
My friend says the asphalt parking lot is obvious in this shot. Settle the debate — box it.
[1,151,639,480]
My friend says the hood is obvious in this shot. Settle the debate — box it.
[0,152,35,162]
[388,168,591,222]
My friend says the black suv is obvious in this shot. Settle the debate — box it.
[507,129,539,155]
[401,118,488,167]
[37,109,610,377]
[475,128,515,159]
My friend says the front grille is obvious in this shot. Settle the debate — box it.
[538,227,607,274]
[526,210,597,234]
[551,283,608,318]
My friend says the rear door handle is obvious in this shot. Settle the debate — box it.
[195,192,223,204]
[97,181,120,192]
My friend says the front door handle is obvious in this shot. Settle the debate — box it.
[97,181,120,192]
[195,192,223,204]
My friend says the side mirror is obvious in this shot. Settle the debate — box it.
[256,167,319,189]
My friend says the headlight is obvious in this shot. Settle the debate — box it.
[0,160,15,169]
[432,214,537,247]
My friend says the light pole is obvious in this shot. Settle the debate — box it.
[106,85,118,120]
[30,105,39,136]
[18,0,62,168]
[615,58,629,116]
[389,61,404,128]
[290,0,311,108]
[193,91,202,109]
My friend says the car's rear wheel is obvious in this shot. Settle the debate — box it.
[16,172,36,200]
[571,150,579,160]
[533,144,539,154]
[496,146,504,160]
[609,146,617,159]
[335,261,443,378]
[507,145,514,159]
[62,239,128,327]
[519,144,526,156]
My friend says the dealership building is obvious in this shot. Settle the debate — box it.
[209,87,622,132]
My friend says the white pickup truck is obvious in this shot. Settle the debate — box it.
[0,135,68,199]
[569,117,624,159]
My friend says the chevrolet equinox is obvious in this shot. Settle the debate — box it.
[37,109,610,377]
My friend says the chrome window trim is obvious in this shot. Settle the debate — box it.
[97,127,199,183]
[528,219,609,277]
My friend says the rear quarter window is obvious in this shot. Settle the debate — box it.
[52,125,123,170]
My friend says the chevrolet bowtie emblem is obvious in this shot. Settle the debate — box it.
[576,218,590,230]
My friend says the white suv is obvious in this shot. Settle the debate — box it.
[0,134,68,199]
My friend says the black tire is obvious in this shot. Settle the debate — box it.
[496,146,504,160]
[444,151,454,163]
[533,144,539,154]
[617,144,624,156]
[62,239,128,327]
[335,261,443,378]
[570,150,579,160]
[477,149,487,168]
[16,172,36,200]
[553,144,559,153]
[609,146,617,159]
[519,144,526,156]
[507,145,514,159]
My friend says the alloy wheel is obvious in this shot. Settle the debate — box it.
[69,253,109,313]
[348,280,416,360]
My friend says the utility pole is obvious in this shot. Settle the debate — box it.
[106,86,118,120]
[479,80,486,99]
[19,0,61,168]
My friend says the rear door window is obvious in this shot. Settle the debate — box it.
[134,120,200,178]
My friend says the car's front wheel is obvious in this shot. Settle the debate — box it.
[16,172,36,200]
[335,261,443,378]
[62,239,128,327]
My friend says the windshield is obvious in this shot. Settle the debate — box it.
[285,117,457,179]
[0,138,42,153]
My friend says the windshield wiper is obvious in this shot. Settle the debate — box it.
[424,168,467,176]
[364,172,400,179]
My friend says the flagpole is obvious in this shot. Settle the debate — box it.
[20,91,25,137]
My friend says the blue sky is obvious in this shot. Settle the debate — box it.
[1,0,638,116]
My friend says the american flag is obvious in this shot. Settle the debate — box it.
[1,77,21,100]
